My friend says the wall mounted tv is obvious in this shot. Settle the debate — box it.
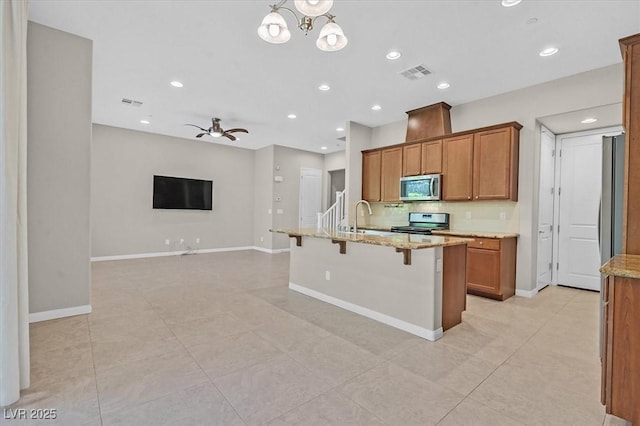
[153,175,213,210]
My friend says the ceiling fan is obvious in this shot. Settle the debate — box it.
[185,117,248,141]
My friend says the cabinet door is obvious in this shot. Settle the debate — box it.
[467,247,501,295]
[362,151,381,202]
[422,140,442,174]
[473,127,518,200]
[442,134,473,201]
[403,144,422,177]
[381,147,403,202]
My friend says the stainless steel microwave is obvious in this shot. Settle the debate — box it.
[399,174,441,201]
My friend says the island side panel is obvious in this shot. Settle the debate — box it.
[288,236,443,340]
[442,244,467,330]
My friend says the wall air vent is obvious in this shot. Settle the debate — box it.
[399,65,431,80]
[121,98,143,107]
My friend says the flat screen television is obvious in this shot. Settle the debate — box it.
[153,175,213,210]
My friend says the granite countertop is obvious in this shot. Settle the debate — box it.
[359,224,393,231]
[600,254,640,279]
[271,228,473,250]
[432,230,519,239]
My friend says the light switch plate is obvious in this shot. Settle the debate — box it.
[274,176,284,182]
[276,209,284,214]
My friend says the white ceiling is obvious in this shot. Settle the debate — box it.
[28,0,640,154]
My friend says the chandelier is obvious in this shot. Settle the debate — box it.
[257,0,348,52]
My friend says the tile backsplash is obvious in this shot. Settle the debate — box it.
[359,200,519,233]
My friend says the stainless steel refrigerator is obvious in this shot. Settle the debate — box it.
[599,133,625,357]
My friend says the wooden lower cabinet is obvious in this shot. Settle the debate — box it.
[601,275,640,424]
[466,237,516,300]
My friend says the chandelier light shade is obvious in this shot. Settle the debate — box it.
[293,0,333,17]
[316,20,347,51]
[257,0,347,51]
[257,11,291,44]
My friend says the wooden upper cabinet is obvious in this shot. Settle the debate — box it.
[362,151,381,202]
[402,144,422,176]
[422,140,442,174]
[473,126,519,201]
[381,147,403,201]
[442,134,474,201]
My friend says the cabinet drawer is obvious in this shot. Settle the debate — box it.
[467,238,500,250]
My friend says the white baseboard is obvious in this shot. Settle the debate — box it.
[253,246,291,254]
[289,282,443,341]
[516,288,538,298]
[29,304,92,323]
[91,246,264,262]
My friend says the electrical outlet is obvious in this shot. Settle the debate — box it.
[268,209,272,215]
[325,270,331,281]
[179,238,184,244]
[195,238,200,244]
[499,212,506,220]
[465,211,472,219]
[165,239,170,245]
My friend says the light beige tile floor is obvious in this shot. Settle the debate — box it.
[3,250,632,425]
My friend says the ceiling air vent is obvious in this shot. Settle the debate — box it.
[121,98,143,107]
[399,65,431,80]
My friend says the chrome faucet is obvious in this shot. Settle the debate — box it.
[353,200,372,233]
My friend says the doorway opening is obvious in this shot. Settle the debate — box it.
[328,169,345,207]
[536,126,623,291]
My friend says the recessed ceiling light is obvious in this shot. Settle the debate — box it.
[502,0,522,7]
[288,113,297,119]
[371,105,382,111]
[386,50,401,60]
[321,146,328,150]
[140,119,150,124]
[581,117,598,124]
[539,47,559,57]
[437,82,451,90]
[170,81,183,88]
[336,127,344,132]
[318,84,330,91]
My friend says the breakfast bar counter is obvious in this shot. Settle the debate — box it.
[271,228,472,341]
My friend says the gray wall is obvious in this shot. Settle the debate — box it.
[91,125,255,257]
[254,145,275,250]
[272,145,324,250]
[352,64,624,293]
[346,122,373,222]
[27,23,92,314]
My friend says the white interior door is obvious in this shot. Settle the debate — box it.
[536,128,555,290]
[299,168,322,228]
[557,133,602,291]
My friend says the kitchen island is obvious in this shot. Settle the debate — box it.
[271,228,472,341]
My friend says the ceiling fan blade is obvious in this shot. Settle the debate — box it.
[185,124,207,132]
[224,133,237,141]
[224,128,249,134]
[196,133,206,138]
